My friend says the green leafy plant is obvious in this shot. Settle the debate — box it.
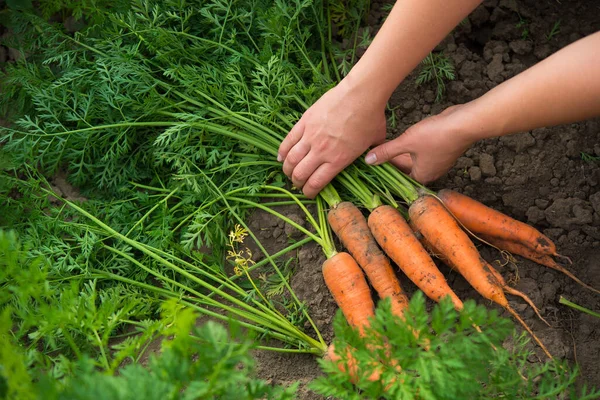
[416,52,455,102]
[581,152,600,162]
[1,297,297,400]
[547,20,561,41]
[516,15,530,40]
[312,293,599,399]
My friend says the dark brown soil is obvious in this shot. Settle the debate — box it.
[250,0,600,397]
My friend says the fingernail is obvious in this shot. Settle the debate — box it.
[277,153,283,162]
[365,153,377,165]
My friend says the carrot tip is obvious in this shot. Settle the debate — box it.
[556,253,573,265]
[504,287,551,328]
[506,305,553,361]
[547,263,600,295]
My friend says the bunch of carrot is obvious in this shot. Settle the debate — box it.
[319,162,599,370]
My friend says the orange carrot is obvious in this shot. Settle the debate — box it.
[322,252,401,384]
[328,201,409,318]
[410,217,550,326]
[368,205,464,311]
[325,343,387,383]
[322,251,375,332]
[409,194,553,359]
[479,233,600,295]
[437,189,565,259]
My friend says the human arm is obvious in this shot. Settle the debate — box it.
[366,31,600,183]
[278,0,483,198]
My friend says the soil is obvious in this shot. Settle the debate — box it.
[247,0,600,397]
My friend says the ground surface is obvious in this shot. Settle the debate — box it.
[249,1,600,397]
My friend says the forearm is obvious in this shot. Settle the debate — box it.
[463,31,600,141]
[344,0,482,106]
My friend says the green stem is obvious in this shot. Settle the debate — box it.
[198,170,326,350]
[93,329,110,370]
[91,272,310,348]
[227,196,322,245]
[316,196,336,259]
[126,186,180,237]
[319,183,342,208]
[559,296,600,319]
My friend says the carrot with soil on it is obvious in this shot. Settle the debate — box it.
[408,193,553,359]
[368,204,464,310]
[322,251,376,332]
[328,169,464,312]
[409,219,550,327]
[479,233,600,295]
[437,189,570,262]
[323,182,409,318]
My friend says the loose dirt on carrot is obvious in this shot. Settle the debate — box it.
[245,0,600,397]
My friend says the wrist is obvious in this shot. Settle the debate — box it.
[452,98,505,144]
[341,67,393,110]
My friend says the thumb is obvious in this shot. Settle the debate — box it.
[365,135,412,165]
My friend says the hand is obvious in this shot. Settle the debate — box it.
[365,104,478,184]
[278,79,387,198]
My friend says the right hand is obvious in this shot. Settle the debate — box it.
[278,78,387,198]
[365,104,479,184]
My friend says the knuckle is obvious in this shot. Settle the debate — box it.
[377,145,390,161]
[312,137,330,153]
[286,153,300,165]
[292,169,307,184]
[305,177,324,193]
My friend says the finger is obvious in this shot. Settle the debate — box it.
[282,141,310,177]
[302,162,339,199]
[291,152,322,190]
[364,134,413,166]
[278,119,305,162]
[389,153,413,174]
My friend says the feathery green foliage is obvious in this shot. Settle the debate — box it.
[312,293,600,399]
[416,52,455,102]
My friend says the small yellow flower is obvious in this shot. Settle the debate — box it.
[226,224,255,277]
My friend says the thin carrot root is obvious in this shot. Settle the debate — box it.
[486,262,550,327]
[480,233,600,295]
[505,305,553,361]
[542,258,600,295]
[556,253,573,265]
[503,286,551,327]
